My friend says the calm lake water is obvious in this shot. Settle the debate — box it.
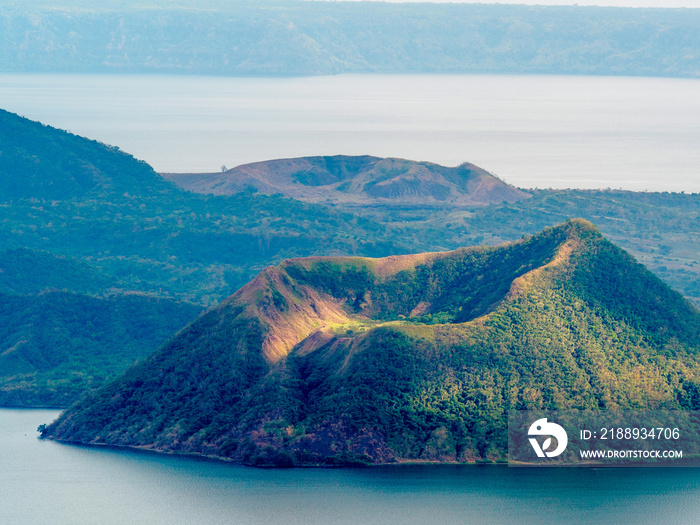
[3,409,700,524]
[1,73,699,193]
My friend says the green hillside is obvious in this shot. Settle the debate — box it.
[0,291,201,407]
[0,248,114,295]
[41,220,700,465]
[0,108,174,200]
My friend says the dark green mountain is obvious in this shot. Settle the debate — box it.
[0,108,174,201]
[41,220,700,465]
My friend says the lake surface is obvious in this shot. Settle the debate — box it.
[1,73,699,193]
[4,410,700,524]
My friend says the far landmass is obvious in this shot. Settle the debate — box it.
[41,220,700,466]
[1,1,699,78]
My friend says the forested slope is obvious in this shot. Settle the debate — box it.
[0,291,200,406]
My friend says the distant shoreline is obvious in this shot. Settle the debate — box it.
[3,2,700,79]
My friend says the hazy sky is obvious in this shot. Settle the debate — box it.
[324,0,700,7]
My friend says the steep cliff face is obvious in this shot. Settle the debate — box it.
[42,220,700,466]
[163,156,531,206]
